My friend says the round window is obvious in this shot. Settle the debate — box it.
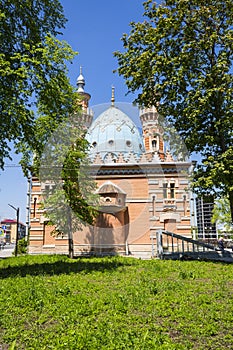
[126,140,131,147]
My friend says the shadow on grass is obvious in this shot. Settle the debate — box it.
[0,255,128,279]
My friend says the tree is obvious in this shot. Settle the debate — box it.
[0,1,97,255]
[0,0,77,170]
[39,116,98,258]
[212,197,233,235]
[114,0,233,222]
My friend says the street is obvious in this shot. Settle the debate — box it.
[0,243,15,258]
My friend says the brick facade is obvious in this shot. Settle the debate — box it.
[28,75,192,258]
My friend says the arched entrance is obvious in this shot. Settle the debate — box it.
[92,181,129,254]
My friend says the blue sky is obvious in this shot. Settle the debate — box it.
[0,0,145,222]
[60,0,145,105]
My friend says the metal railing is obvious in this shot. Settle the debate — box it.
[151,230,216,259]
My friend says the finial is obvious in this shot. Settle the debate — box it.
[111,85,115,106]
[77,66,85,93]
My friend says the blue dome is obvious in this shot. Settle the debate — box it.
[86,106,144,160]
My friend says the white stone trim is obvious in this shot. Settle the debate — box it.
[126,199,149,203]
[29,235,43,240]
[30,226,44,231]
[177,226,191,230]
[160,212,181,223]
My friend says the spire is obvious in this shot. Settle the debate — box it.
[77,66,85,93]
[75,67,93,128]
[111,86,115,106]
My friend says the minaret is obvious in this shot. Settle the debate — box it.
[111,86,115,107]
[76,67,93,129]
[139,106,165,160]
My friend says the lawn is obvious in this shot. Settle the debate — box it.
[0,255,232,349]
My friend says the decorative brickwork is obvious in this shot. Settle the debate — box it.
[28,72,192,258]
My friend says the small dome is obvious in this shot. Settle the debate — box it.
[86,106,144,160]
[97,181,126,194]
[76,67,85,93]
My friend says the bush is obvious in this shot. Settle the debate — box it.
[16,237,28,255]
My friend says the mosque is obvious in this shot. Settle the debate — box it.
[28,71,193,258]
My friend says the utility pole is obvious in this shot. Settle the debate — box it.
[8,204,19,257]
[26,175,32,242]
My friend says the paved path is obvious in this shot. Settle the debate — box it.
[0,244,15,258]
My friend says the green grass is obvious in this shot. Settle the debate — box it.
[0,255,233,349]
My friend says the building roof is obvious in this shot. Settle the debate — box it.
[1,219,25,226]
[97,181,126,194]
[1,219,17,224]
[86,105,144,162]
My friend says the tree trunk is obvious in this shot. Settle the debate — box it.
[68,208,74,259]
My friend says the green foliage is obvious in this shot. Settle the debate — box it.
[114,0,233,220]
[212,197,233,233]
[62,136,98,226]
[0,255,233,349]
[39,116,98,258]
[16,237,28,255]
[0,0,77,170]
[1,0,95,258]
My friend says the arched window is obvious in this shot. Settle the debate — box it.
[170,183,175,199]
[152,139,157,150]
[163,183,168,198]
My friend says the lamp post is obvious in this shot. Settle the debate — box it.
[8,204,19,257]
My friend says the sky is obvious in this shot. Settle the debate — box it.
[0,0,146,223]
